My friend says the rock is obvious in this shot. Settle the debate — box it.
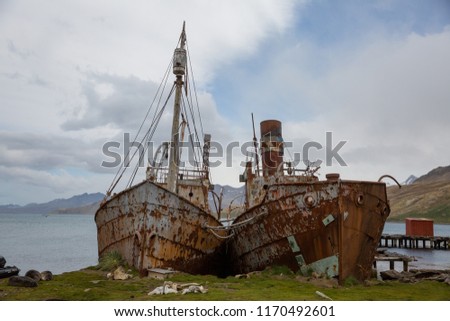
[399,277,416,283]
[0,256,6,268]
[380,269,403,281]
[247,271,262,277]
[40,271,53,281]
[112,266,132,280]
[423,274,448,282]
[25,270,42,282]
[380,269,450,284]
[414,270,442,279]
[8,276,38,288]
[444,277,450,286]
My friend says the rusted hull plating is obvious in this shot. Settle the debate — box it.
[228,180,389,283]
[95,180,226,276]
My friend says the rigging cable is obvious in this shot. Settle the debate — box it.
[106,57,173,196]
[186,41,204,139]
[126,83,176,188]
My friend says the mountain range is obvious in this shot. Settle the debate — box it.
[0,184,245,215]
[0,192,105,214]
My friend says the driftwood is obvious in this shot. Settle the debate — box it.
[315,291,333,301]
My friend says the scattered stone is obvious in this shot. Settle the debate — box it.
[380,269,403,281]
[414,270,442,279]
[380,269,450,284]
[399,277,416,284]
[8,276,38,288]
[25,270,42,282]
[90,280,102,284]
[40,271,53,281]
[112,266,132,280]
[106,272,113,279]
[444,277,450,286]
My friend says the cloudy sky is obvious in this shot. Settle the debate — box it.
[1,0,450,205]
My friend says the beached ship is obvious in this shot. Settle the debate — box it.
[226,119,394,283]
[96,23,395,283]
[95,23,226,276]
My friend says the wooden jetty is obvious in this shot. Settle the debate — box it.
[373,255,412,271]
[379,234,450,250]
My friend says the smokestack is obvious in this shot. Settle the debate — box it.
[260,120,283,177]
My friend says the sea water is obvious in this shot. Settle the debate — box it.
[0,213,98,275]
[0,213,449,275]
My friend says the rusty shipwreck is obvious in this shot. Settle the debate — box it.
[95,23,226,276]
[95,23,394,283]
[225,119,393,283]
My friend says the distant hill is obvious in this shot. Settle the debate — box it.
[0,184,247,216]
[208,184,245,212]
[0,193,105,215]
[387,165,450,223]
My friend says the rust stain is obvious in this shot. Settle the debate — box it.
[227,120,391,284]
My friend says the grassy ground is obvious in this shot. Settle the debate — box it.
[1,266,449,301]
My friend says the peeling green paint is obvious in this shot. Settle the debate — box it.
[322,214,335,226]
[300,255,339,278]
[287,235,300,252]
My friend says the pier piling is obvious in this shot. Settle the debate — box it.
[379,234,450,250]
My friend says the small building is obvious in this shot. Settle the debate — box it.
[405,218,434,237]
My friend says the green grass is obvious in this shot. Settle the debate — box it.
[97,251,127,271]
[390,205,450,224]
[1,267,449,301]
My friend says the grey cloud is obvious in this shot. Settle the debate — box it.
[7,40,34,59]
[0,131,108,174]
[61,73,161,132]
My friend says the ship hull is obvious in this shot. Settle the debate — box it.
[95,180,226,276]
[228,180,389,283]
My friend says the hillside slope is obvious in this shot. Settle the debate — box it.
[387,165,450,223]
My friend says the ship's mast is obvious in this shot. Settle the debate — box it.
[167,22,187,194]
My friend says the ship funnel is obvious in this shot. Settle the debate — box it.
[260,120,284,177]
